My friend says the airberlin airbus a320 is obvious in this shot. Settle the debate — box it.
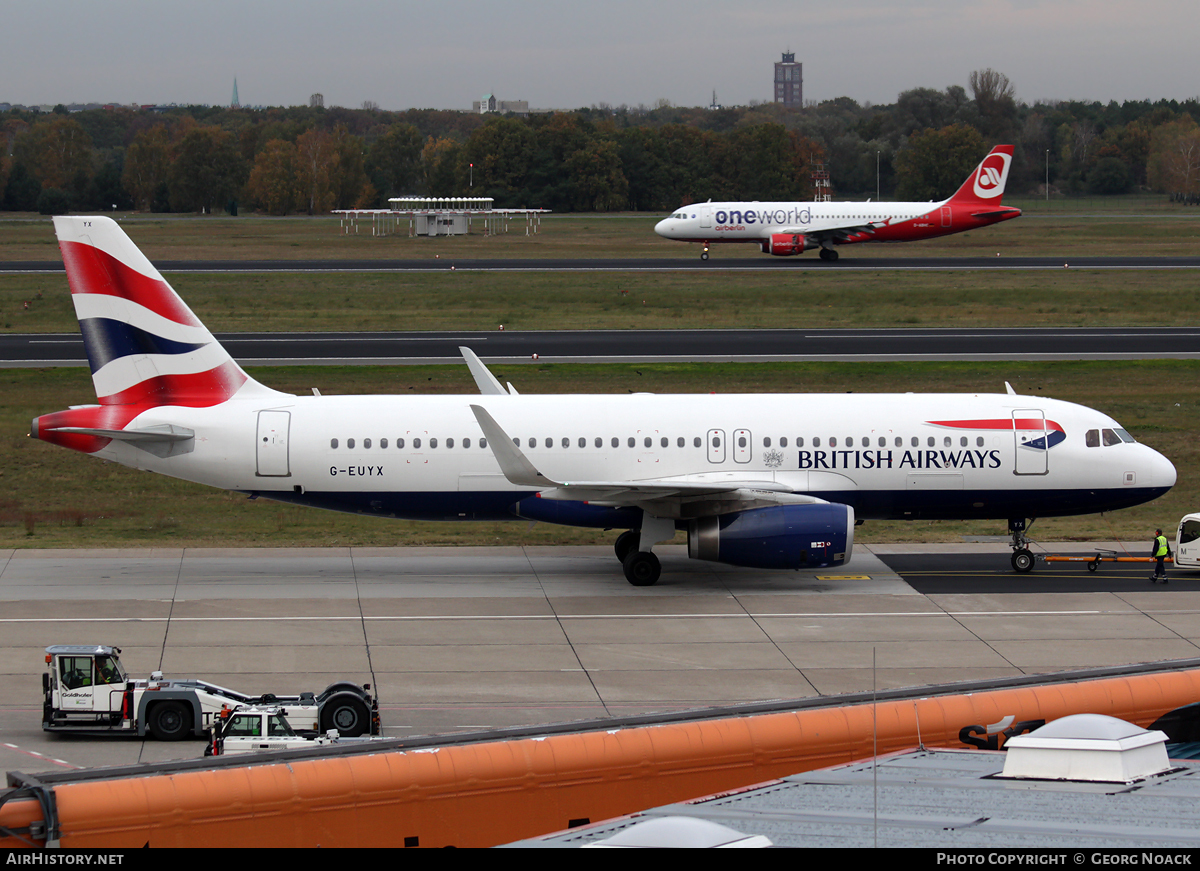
[33,217,1173,586]
[655,145,1021,261]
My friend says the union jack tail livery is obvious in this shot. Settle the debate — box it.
[34,217,282,454]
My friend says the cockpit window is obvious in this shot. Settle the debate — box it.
[1086,429,1100,447]
[1102,428,1122,446]
[1114,428,1136,443]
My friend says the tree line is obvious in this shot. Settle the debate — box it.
[3,70,1199,216]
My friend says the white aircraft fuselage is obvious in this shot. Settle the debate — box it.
[655,145,1022,261]
[33,216,1174,586]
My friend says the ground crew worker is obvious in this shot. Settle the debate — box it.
[1151,528,1170,583]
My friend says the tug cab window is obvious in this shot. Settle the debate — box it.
[1180,520,1200,545]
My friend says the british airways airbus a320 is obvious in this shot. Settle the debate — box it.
[33,217,1172,586]
[655,145,1021,261]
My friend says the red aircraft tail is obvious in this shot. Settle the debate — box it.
[947,145,1014,205]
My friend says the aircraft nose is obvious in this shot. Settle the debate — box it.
[654,218,671,238]
[1150,446,1178,489]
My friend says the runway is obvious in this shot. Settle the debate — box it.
[5,326,1200,366]
[3,543,1198,774]
[5,255,1200,274]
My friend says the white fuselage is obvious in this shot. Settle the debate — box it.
[97,391,1175,525]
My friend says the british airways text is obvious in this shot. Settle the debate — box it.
[798,449,1003,470]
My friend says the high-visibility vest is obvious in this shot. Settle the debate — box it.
[1155,535,1169,557]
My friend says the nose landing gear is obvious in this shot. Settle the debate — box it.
[700,244,710,261]
[1009,518,1037,573]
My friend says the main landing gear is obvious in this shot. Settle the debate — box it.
[1009,517,1036,573]
[613,516,675,586]
[615,529,660,586]
[819,247,839,262]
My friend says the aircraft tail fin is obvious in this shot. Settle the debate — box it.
[947,145,1014,205]
[53,216,278,408]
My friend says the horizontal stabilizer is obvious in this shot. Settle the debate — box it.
[48,423,195,443]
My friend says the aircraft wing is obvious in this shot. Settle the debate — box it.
[459,347,512,396]
[803,222,881,244]
[470,405,827,514]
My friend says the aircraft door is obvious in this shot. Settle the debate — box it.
[256,410,291,477]
[1013,409,1048,476]
[734,429,752,463]
[940,206,952,228]
[707,429,726,463]
[700,206,712,229]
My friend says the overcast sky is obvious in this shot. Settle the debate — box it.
[3,1,1195,111]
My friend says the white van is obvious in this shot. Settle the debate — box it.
[1174,514,1200,568]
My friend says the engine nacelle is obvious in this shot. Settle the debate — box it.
[762,233,810,256]
[688,503,854,570]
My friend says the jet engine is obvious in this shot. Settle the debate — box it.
[688,503,854,570]
[762,233,811,256]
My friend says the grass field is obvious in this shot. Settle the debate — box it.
[1,210,1197,550]
[1,202,1200,261]
[3,360,1196,549]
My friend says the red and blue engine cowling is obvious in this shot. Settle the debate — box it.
[761,233,814,257]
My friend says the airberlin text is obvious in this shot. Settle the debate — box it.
[329,466,384,477]
[798,449,1002,470]
[715,206,812,229]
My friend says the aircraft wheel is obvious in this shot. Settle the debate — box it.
[1011,549,1034,573]
[700,251,709,261]
[614,530,640,563]
[622,551,661,587]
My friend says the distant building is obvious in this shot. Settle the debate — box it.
[774,51,802,106]
[231,78,240,109]
[309,93,324,109]
[472,94,529,115]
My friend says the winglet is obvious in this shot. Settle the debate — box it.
[460,347,509,395]
[469,405,558,487]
